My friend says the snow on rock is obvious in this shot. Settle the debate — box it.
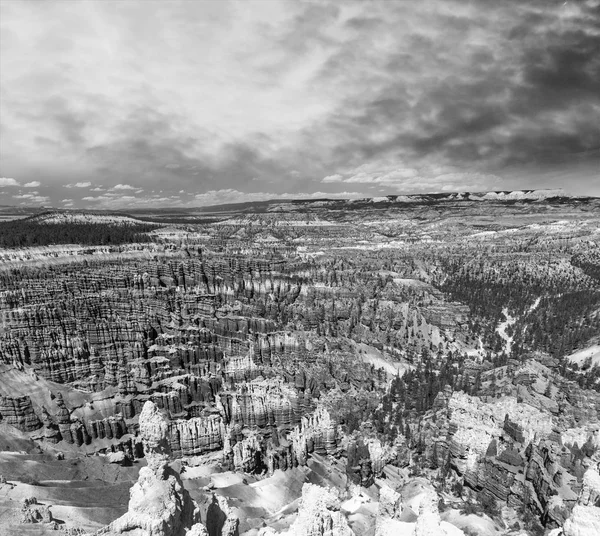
[186,524,209,536]
[479,189,566,201]
[373,483,467,536]
[412,489,465,536]
[374,485,406,536]
[106,451,127,464]
[580,466,600,507]
[378,485,402,520]
[550,466,600,536]
[375,518,413,535]
[448,392,553,461]
[259,483,353,536]
[566,345,600,369]
[561,505,600,536]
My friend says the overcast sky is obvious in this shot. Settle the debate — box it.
[1,0,599,208]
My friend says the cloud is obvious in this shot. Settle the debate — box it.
[344,168,419,185]
[0,177,19,186]
[65,181,92,188]
[111,184,135,190]
[23,181,40,187]
[192,189,363,207]
[13,193,49,203]
[1,0,599,206]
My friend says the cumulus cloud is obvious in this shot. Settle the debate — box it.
[65,181,92,188]
[0,177,19,186]
[1,0,598,207]
[111,184,135,190]
[23,181,41,187]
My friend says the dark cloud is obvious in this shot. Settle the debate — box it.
[311,0,600,181]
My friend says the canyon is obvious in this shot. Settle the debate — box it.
[0,191,599,535]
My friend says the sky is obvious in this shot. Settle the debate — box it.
[1,0,599,209]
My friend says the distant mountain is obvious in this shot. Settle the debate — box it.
[3,189,596,221]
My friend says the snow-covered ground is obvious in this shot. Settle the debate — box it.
[567,345,600,368]
[355,342,413,378]
[528,297,541,313]
[496,308,516,356]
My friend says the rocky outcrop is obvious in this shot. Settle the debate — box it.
[412,489,465,536]
[220,403,340,475]
[418,388,598,527]
[95,400,208,536]
[258,483,353,536]
[375,485,403,536]
[20,497,53,524]
[0,395,42,431]
[550,466,600,536]
[169,415,224,458]
[206,494,240,536]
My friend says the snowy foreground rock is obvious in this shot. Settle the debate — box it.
[92,400,238,536]
[90,400,470,536]
[257,482,466,536]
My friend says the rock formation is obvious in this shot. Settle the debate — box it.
[258,483,353,536]
[374,485,403,536]
[94,400,233,536]
[1,198,599,535]
[19,496,53,524]
[0,395,42,431]
[550,465,600,536]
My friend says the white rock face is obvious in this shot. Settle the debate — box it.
[562,505,600,536]
[479,189,566,200]
[262,481,468,536]
[107,451,126,464]
[286,484,353,536]
[448,392,553,463]
[378,485,402,520]
[580,466,600,506]
[412,489,465,536]
[259,483,353,536]
[186,524,209,536]
[375,485,406,536]
[552,466,600,536]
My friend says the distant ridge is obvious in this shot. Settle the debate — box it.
[170,188,592,213]
[2,188,596,220]
[26,210,157,226]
